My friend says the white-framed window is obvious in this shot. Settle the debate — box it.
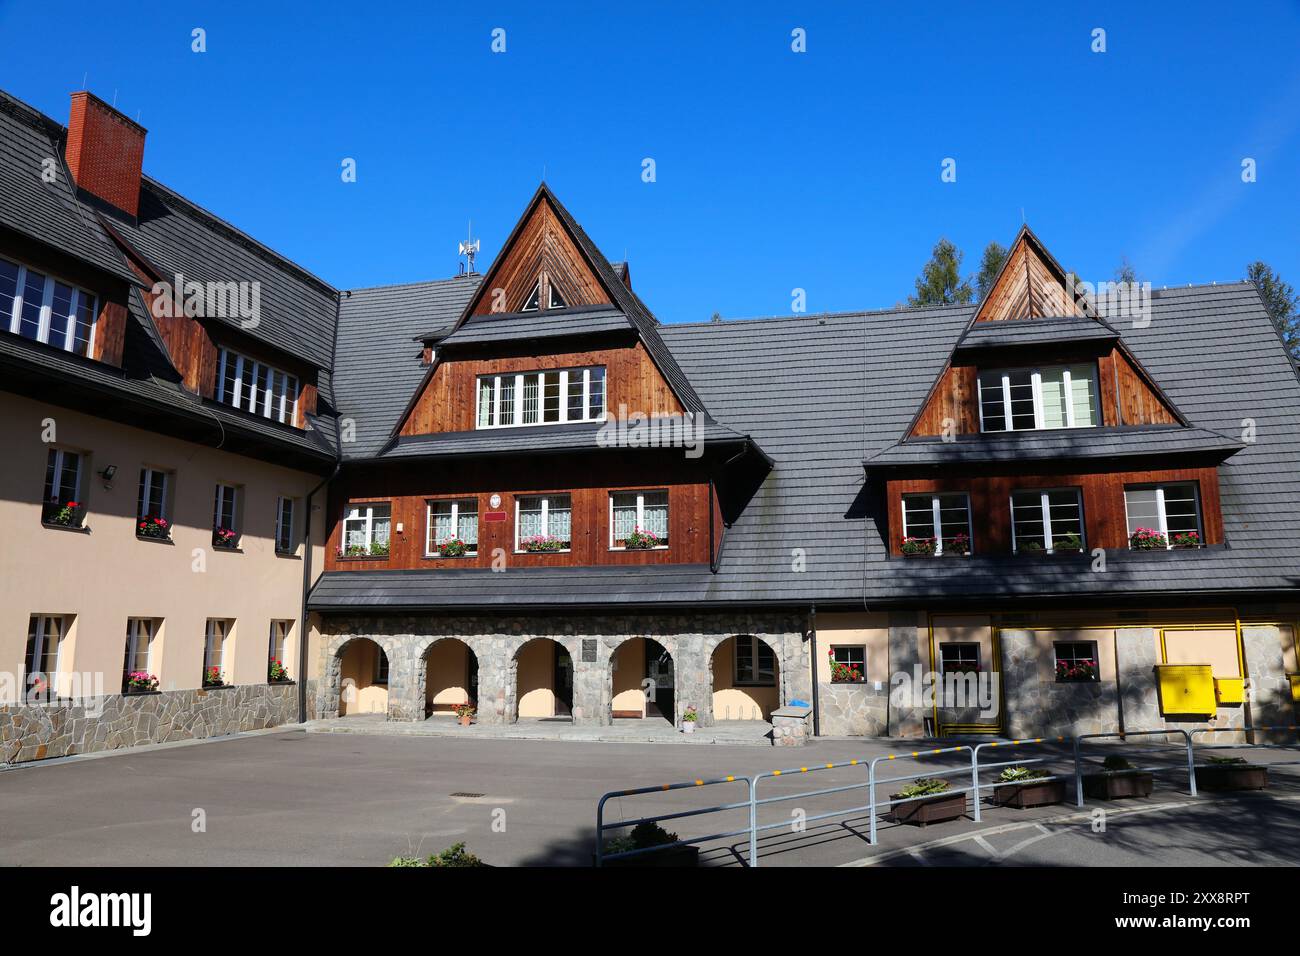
[269,620,292,679]
[204,619,230,684]
[829,645,866,682]
[215,347,299,426]
[42,448,84,526]
[25,615,65,688]
[548,283,567,309]
[1124,483,1203,548]
[476,366,606,428]
[0,254,97,357]
[940,642,980,674]
[213,483,240,546]
[521,281,541,313]
[275,497,296,553]
[373,647,390,684]
[426,498,478,556]
[901,493,972,555]
[123,618,155,689]
[1010,488,1085,554]
[515,494,572,551]
[609,490,669,549]
[977,364,1099,432]
[341,502,391,557]
[733,635,776,687]
[137,468,171,520]
[1054,641,1101,683]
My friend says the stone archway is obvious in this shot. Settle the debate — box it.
[419,637,480,719]
[609,637,676,726]
[511,637,577,723]
[323,636,396,718]
[707,634,784,723]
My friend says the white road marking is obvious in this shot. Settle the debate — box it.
[906,847,930,866]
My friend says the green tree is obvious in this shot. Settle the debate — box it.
[1248,261,1300,359]
[974,241,1009,300]
[908,238,973,306]
[1115,257,1138,284]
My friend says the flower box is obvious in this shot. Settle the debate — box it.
[622,527,662,550]
[1129,527,1168,550]
[436,538,471,558]
[520,535,567,553]
[136,515,171,540]
[212,527,238,549]
[1195,762,1269,792]
[900,536,936,557]
[124,672,159,694]
[42,500,85,529]
[268,660,290,683]
[1082,771,1153,800]
[888,790,966,826]
[337,543,389,559]
[995,779,1066,808]
[595,844,700,868]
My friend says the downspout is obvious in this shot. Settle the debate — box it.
[298,459,341,724]
[808,605,820,737]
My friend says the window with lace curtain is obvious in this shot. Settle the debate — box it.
[609,490,669,549]
[426,498,478,556]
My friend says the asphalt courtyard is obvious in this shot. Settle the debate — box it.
[1,728,1298,867]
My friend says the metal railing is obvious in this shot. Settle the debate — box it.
[594,726,1300,866]
[1190,725,1300,773]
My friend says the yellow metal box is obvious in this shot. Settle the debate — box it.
[1155,663,1216,716]
[1289,675,1300,703]
[1214,677,1245,705]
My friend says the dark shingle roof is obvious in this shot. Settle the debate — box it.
[866,425,1244,469]
[0,91,136,283]
[954,314,1119,351]
[437,304,632,347]
[332,276,481,458]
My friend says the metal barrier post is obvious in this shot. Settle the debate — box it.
[1072,736,1084,807]
[867,761,877,845]
[1181,729,1197,797]
[748,777,759,868]
[970,745,982,822]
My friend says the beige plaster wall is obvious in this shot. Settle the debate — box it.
[711,636,778,721]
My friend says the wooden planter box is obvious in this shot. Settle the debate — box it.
[1195,764,1269,792]
[994,779,1066,809]
[1082,771,1153,800]
[888,791,967,826]
[595,845,700,868]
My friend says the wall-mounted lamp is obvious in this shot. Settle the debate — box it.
[98,464,117,488]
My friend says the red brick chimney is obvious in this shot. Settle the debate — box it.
[65,91,146,218]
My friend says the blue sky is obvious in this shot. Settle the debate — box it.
[2,1,1298,322]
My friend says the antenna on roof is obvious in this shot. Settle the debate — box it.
[458,221,480,276]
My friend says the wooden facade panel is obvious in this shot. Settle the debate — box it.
[326,456,711,571]
[401,341,684,435]
[975,230,1082,323]
[1111,348,1180,426]
[886,466,1223,555]
[469,198,611,316]
[910,364,978,437]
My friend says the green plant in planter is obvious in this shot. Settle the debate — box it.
[1170,531,1201,549]
[1102,754,1135,772]
[1054,533,1082,552]
[623,527,662,550]
[997,766,1050,783]
[1129,527,1168,550]
[43,500,84,527]
[268,659,289,682]
[604,821,678,855]
[203,666,225,688]
[898,777,951,798]
[901,536,936,556]
[437,537,469,557]
[137,515,171,539]
[369,540,390,556]
[388,842,487,867]
[943,533,970,555]
[1207,755,1248,766]
[521,534,566,553]
[681,705,698,722]
[1020,540,1045,553]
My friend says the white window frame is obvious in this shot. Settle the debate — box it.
[204,619,229,682]
[1,255,98,356]
[43,448,83,524]
[138,468,170,521]
[1009,488,1085,554]
[341,502,390,555]
[1122,483,1203,549]
[608,490,670,550]
[940,642,981,674]
[213,483,239,535]
[475,366,606,429]
[269,620,292,667]
[977,364,1099,433]
[275,497,296,553]
[124,618,155,682]
[900,493,973,556]
[514,494,572,552]
[732,635,776,687]
[425,498,479,557]
[26,615,64,685]
[215,347,300,426]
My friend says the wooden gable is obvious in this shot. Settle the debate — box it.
[465,192,612,317]
[974,226,1082,323]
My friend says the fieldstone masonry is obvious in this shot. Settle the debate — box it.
[318,612,811,728]
[770,705,812,746]
[0,683,298,764]
[1243,625,1293,742]
[1002,629,1121,738]
[886,612,925,737]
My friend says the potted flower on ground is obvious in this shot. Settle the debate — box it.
[1170,531,1201,549]
[828,650,865,683]
[203,666,225,688]
[1082,754,1154,799]
[43,499,84,528]
[212,526,237,549]
[454,701,477,726]
[994,766,1066,808]
[137,515,170,540]
[901,536,936,556]
[125,671,159,694]
[1195,754,1269,791]
[437,537,469,557]
[888,777,967,826]
[680,705,698,734]
[597,821,699,868]
[1129,527,1168,550]
[268,659,290,683]
[623,527,661,550]
[521,534,566,553]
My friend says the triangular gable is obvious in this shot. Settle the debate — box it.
[973,225,1083,323]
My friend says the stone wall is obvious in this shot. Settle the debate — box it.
[316,612,811,728]
[1,683,299,764]
[817,682,888,736]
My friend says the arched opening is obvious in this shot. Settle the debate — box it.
[514,638,573,722]
[611,638,674,726]
[423,639,479,720]
[338,638,389,716]
[711,635,780,722]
